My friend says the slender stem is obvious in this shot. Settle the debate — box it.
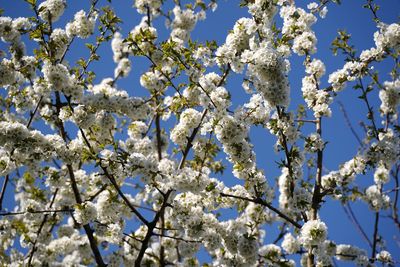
[66,162,106,267]
[152,233,201,243]
[342,203,373,247]
[55,92,106,267]
[392,165,400,230]
[179,109,208,169]
[135,99,210,266]
[276,107,295,196]
[295,119,317,124]
[371,211,380,260]
[337,101,364,147]
[27,96,43,129]
[273,223,288,244]
[155,106,163,161]
[101,166,149,225]
[153,94,166,266]
[220,192,302,229]
[311,117,323,220]
[58,0,100,63]
[159,212,166,266]
[307,117,323,267]
[27,189,59,266]
[366,0,380,22]
[0,208,71,216]
[358,78,380,139]
[135,190,172,267]
[0,175,9,211]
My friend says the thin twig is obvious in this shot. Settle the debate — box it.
[179,109,208,169]
[371,211,380,261]
[135,89,213,266]
[27,96,43,129]
[342,203,373,247]
[0,175,9,211]
[273,223,288,244]
[220,192,302,229]
[337,101,364,147]
[392,165,400,230]
[276,107,295,196]
[27,189,59,266]
[0,208,72,216]
[55,92,106,267]
[152,233,201,243]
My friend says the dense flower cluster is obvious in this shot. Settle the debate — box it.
[38,0,66,22]
[66,10,98,39]
[379,79,400,116]
[302,59,332,117]
[300,219,328,247]
[42,62,83,100]
[170,6,205,45]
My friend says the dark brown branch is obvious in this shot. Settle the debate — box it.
[27,96,43,129]
[392,165,400,230]
[310,116,324,220]
[135,99,210,266]
[179,109,208,169]
[358,78,380,139]
[371,211,380,261]
[0,208,71,216]
[135,189,173,267]
[152,233,201,243]
[276,107,295,196]
[338,101,364,147]
[0,175,9,211]
[220,192,302,229]
[155,107,163,161]
[66,165,106,266]
[273,223,288,244]
[86,184,108,202]
[58,0,100,63]
[217,64,231,87]
[27,189,59,266]
[342,203,373,247]
[55,93,106,267]
[307,67,326,267]
[63,96,150,225]
[101,166,150,224]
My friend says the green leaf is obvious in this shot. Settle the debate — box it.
[25,0,36,5]
[29,28,42,40]
[85,43,95,52]
[205,182,217,192]
[76,58,86,67]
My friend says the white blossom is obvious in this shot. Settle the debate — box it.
[38,0,66,22]
[300,220,328,247]
[282,233,300,254]
[66,10,97,39]
[74,201,97,225]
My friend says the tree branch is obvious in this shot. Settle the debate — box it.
[27,189,59,266]
[54,92,106,267]
[220,192,302,229]
[0,175,9,211]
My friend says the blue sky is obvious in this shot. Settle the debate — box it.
[1,0,400,265]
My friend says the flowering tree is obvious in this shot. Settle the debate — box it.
[0,0,399,266]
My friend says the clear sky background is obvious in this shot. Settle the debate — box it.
[1,0,400,265]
